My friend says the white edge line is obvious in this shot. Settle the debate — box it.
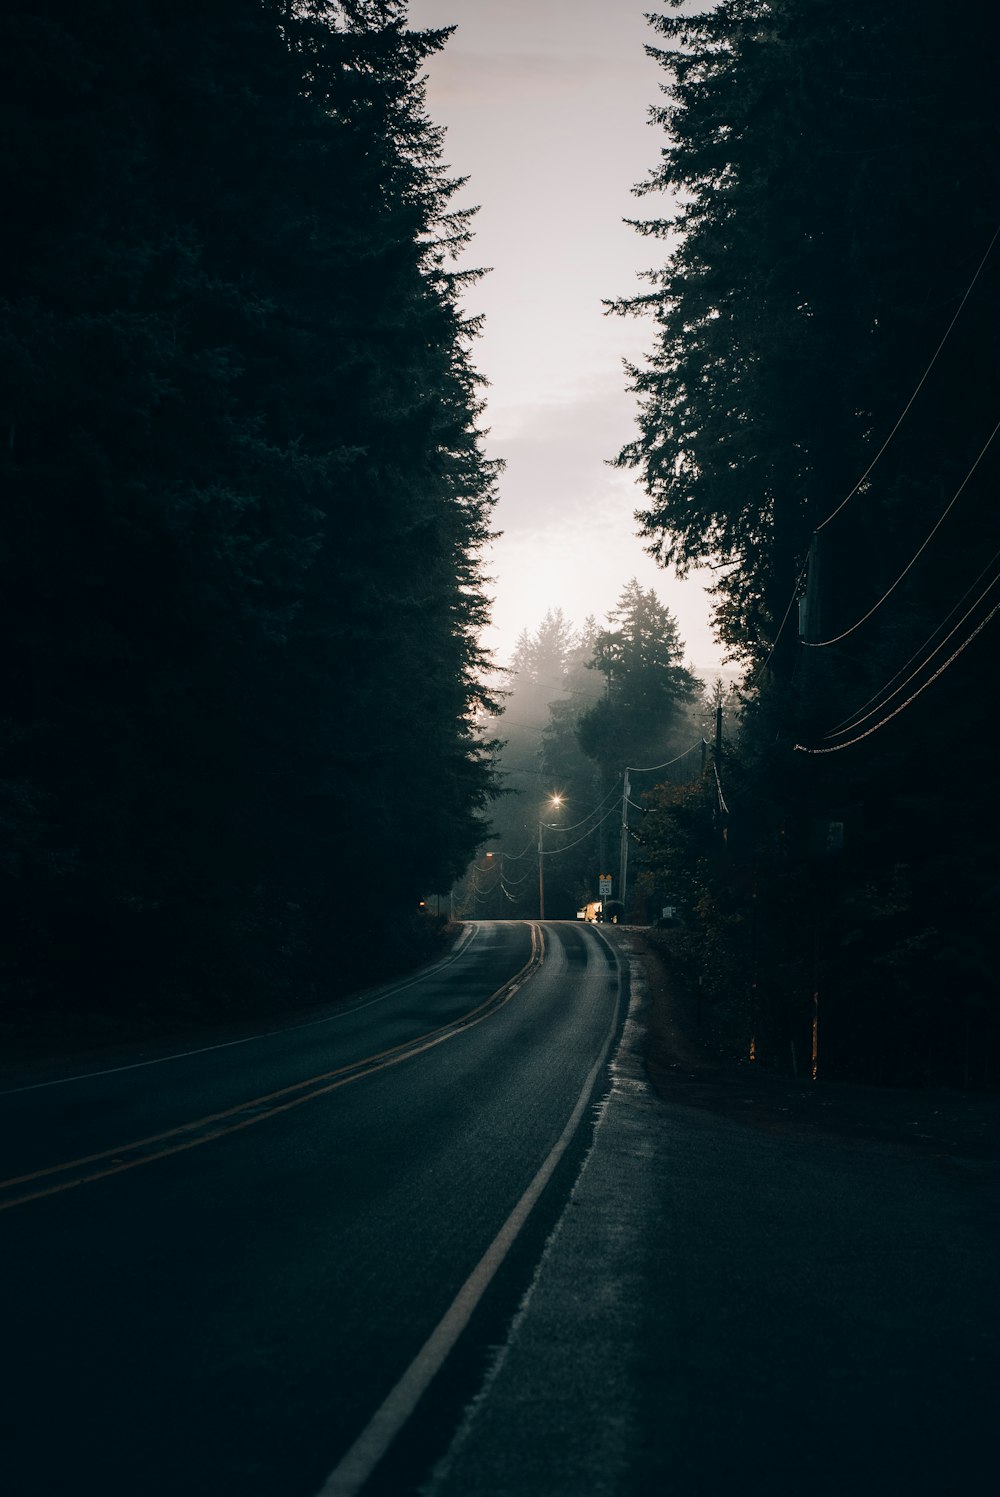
[315,928,622,1497]
[0,924,481,1096]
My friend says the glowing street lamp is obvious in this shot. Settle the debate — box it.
[538,793,564,920]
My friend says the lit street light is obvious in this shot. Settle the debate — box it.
[537,793,564,920]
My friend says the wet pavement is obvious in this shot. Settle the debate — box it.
[422,932,1000,1497]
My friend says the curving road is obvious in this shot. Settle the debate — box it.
[0,920,625,1497]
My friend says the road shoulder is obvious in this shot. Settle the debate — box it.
[422,927,1000,1497]
[618,925,1000,1164]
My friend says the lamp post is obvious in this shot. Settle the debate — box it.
[538,794,563,920]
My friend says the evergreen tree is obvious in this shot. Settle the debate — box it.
[0,1,499,1027]
[615,0,1000,1084]
[577,581,701,775]
[464,611,578,918]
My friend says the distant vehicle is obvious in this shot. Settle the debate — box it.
[576,901,603,923]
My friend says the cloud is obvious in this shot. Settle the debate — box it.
[482,375,643,526]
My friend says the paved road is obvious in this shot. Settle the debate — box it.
[427,940,1000,1497]
[0,920,625,1497]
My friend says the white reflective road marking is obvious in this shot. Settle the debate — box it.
[315,927,622,1497]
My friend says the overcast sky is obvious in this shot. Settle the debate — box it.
[405,0,723,676]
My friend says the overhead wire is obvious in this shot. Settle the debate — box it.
[713,761,730,815]
[795,582,1000,754]
[542,777,623,833]
[815,221,1000,533]
[626,738,707,775]
[802,416,1000,649]
[541,804,620,857]
[823,546,1000,737]
[747,223,999,686]
[749,567,808,687]
[501,835,537,863]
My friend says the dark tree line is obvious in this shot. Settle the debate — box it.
[616,0,1000,1086]
[0,1,499,1033]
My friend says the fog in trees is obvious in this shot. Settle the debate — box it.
[455,587,704,921]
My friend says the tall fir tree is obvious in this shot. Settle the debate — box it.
[615,0,1000,1083]
[0,0,499,1025]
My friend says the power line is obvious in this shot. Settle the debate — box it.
[815,221,1000,533]
[543,778,622,833]
[542,804,620,857]
[749,564,809,687]
[713,761,730,815]
[795,587,1000,754]
[501,835,537,863]
[823,549,1000,737]
[626,738,707,775]
[803,416,1000,649]
[749,223,1000,685]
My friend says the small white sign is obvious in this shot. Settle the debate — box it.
[599,875,612,899]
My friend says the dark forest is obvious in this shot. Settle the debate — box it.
[1,1,499,1042]
[2,0,998,1090]
[614,0,1000,1087]
[467,0,1000,1091]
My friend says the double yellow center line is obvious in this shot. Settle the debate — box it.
[0,924,544,1214]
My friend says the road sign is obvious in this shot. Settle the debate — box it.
[598,874,612,900]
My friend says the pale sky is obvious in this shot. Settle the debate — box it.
[406,0,723,676]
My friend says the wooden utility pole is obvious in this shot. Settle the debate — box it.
[798,532,822,643]
[537,817,545,920]
[618,770,631,916]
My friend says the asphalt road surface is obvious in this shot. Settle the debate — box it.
[429,937,1000,1497]
[1,919,625,1497]
[4,920,998,1497]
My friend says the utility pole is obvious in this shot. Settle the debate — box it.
[618,769,631,917]
[798,532,822,643]
[537,816,545,920]
[537,794,563,922]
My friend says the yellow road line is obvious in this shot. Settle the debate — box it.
[1,925,544,1214]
